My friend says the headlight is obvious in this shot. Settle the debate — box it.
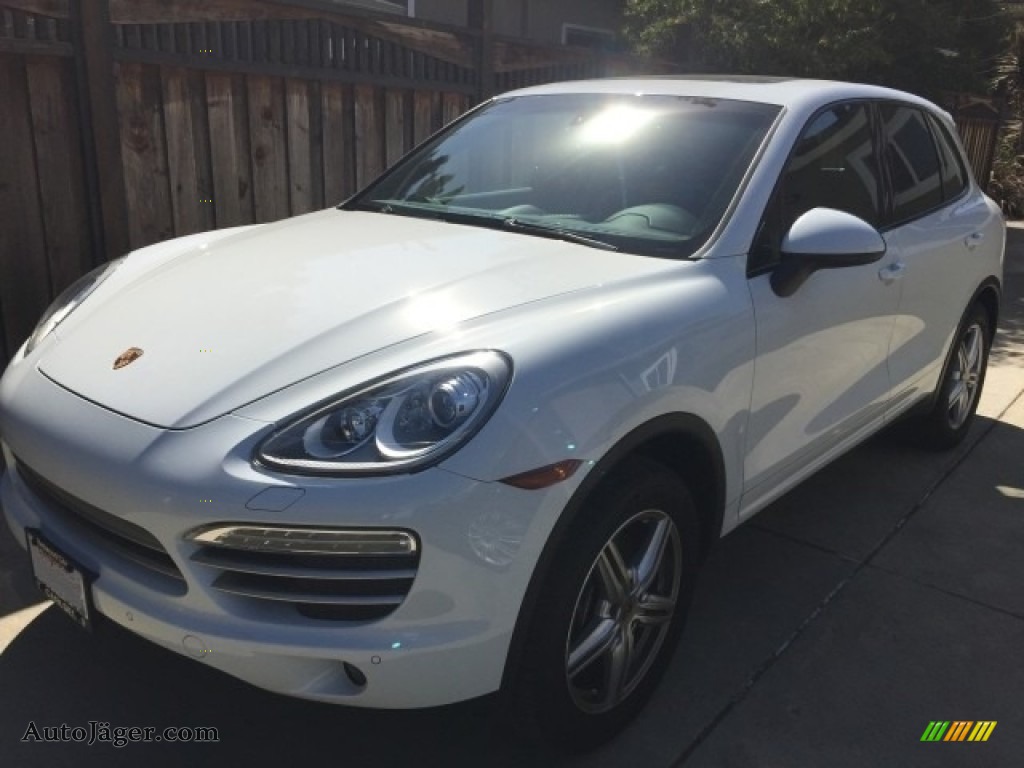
[25,258,123,354]
[256,351,511,475]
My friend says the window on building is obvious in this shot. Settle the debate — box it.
[332,0,412,17]
[562,24,617,50]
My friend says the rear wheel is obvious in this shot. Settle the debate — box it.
[514,457,701,751]
[911,303,991,449]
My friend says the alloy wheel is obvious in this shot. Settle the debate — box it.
[565,508,683,714]
[947,323,984,430]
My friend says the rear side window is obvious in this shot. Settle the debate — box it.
[881,105,943,223]
[928,114,969,202]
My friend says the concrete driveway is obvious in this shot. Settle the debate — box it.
[1,226,1022,767]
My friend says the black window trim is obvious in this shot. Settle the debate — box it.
[924,110,972,208]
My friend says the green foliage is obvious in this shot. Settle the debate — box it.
[623,0,1006,100]
[991,24,1024,217]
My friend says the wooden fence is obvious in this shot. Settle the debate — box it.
[0,0,661,363]
[945,94,1005,196]
[1,1,1003,365]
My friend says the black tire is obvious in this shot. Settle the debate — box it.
[513,457,701,752]
[912,303,992,450]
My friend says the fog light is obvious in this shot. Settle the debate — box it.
[343,662,367,688]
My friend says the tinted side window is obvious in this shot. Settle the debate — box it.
[928,114,969,202]
[780,103,882,226]
[751,102,881,272]
[881,105,943,223]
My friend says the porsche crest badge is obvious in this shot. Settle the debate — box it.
[113,347,144,370]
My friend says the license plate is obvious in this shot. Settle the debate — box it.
[27,529,93,631]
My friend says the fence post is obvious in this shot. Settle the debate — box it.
[73,0,129,260]
[469,0,494,102]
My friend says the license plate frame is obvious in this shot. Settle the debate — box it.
[26,529,94,632]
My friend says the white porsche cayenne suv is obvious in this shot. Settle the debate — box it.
[0,77,1005,749]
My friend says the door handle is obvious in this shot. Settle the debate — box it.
[965,232,985,251]
[878,262,906,285]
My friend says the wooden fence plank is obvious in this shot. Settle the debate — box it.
[321,80,351,203]
[294,17,308,67]
[353,83,381,190]
[308,77,323,209]
[285,77,312,214]
[77,0,130,258]
[24,55,92,293]
[116,60,174,248]
[441,91,463,128]
[187,67,215,230]
[384,87,404,169]
[162,65,206,235]
[268,19,281,63]
[246,74,289,221]
[412,87,432,146]
[282,18,295,64]
[220,19,235,58]
[401,89,414,152]
[0,53,50,357]
[116,60,174,247]
[428,90,442,132]
[206,71,252,227]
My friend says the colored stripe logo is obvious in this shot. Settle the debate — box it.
[921,721,996,742]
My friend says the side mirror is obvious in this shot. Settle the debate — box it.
[770,208,886,297]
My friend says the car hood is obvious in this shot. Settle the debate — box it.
[38,209,673,429]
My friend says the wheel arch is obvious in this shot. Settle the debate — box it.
[914,276,1001,419]
[972,277,1001,337]
[500,412,726,694]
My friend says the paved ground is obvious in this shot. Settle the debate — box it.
[1,226,1022,767]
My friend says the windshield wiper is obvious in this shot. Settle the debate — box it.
[348,200,420,216]
[502,218,619,251]
[349,202,619,252]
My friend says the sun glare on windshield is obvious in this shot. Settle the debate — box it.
[578,105,658,146]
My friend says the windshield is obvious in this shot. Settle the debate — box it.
[348,93,781,258]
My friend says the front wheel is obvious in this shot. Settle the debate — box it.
[514,457,701,751]
[912,303,992,449]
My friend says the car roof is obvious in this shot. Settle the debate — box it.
[497,76,942,116]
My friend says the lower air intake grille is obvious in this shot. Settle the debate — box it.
[14,457,186,590]
[189,526,419,622]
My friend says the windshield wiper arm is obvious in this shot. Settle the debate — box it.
[350,204,619,251]
[502,218,619,252]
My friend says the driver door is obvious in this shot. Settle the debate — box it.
[740,101,901,516]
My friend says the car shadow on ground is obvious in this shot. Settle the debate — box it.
[1,409,1020,768]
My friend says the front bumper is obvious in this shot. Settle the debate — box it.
[0,365,573,708]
